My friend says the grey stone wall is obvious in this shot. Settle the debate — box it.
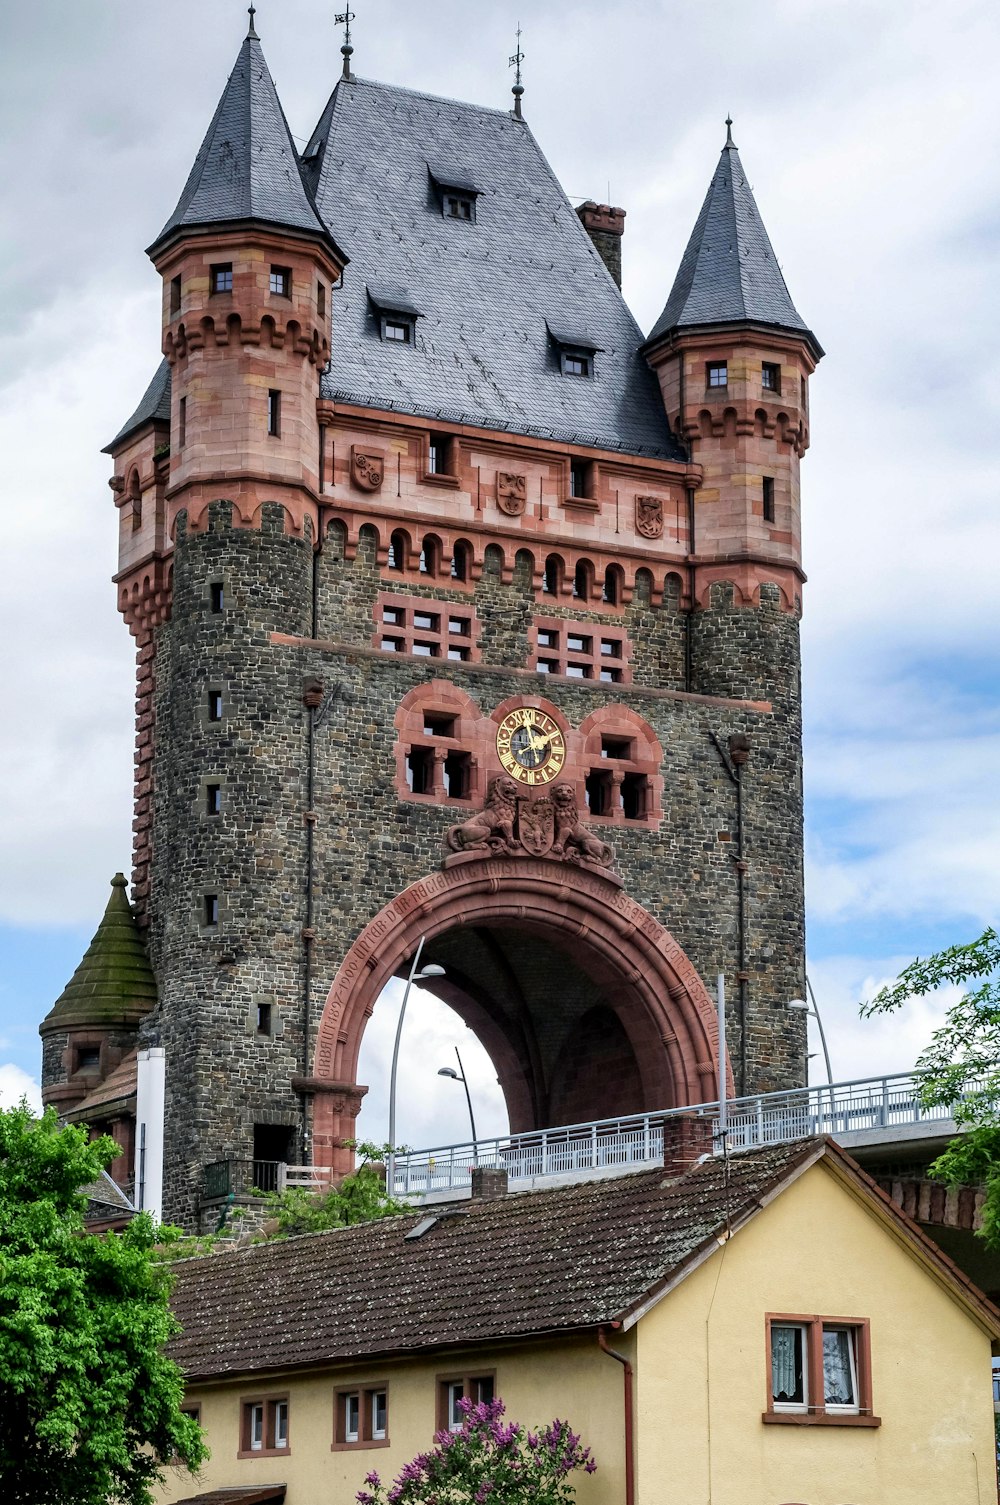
[147,504,806,1229]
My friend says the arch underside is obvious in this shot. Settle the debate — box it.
[312,857,731,1173]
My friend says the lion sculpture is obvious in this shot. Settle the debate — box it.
[445,775,519,854]
[551,784,614,868]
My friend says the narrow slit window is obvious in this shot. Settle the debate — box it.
[345,1392,360,1443]
[256,1002,272,1037]
[317,281,326,318]
[209,581,224,613]
[543,556,561,596]
[206,783,222,815]
[444,750,472,799]
[170,275,182,315]
[203,894,219,928]
[267,389,281,437]
[207,690,223,722]
[388,532,406,571]
[178,396,187,449]
[569,460,588,498]
[762,476,775,523]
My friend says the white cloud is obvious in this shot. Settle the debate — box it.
[0,1064,42,1113]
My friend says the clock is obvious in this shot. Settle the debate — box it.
[496,708,566,786]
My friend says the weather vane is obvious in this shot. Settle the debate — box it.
[336,7,356,79]
[509,23,525,118]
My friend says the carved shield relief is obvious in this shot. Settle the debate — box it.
[635,494,664,539]
[351,447,385,492]
[517,795,555,856]
[497,472,527,516]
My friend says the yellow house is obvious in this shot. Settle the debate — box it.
[161,1138,1000,1505]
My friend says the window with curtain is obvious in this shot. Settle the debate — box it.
[771,1324,805,1406]
[822,1327,857,1408]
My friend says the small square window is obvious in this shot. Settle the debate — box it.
[707,361,728,387]
[537,629,558,649]
[600,638,621,658]
[565,664,590,679]
[566,634,591,654]
[448,617,470,637]
[383,318,411,343]
[267,389,281,437]
[207,690,223,721]
[447,645,470,662]
[413,611,440,632]
[601,736,633,760]
[383,606,404,625]
[206,783,222,815]
[75,1045,101,1072]
[269,266,291,297]
[210,581,224,613]
[203,894,219,928]
[380,637,403,653]
[762,361,780,392]
[538,659,557,674]
[562,352,591,378]
[599,667,622,682]
[762,476,775,523]
[210,263,233,295]
[412,642,438,658]
[424,714,456,738]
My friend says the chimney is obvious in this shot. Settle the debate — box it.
[576,202,626,288]
[470,1166,509,1200]
[661,1113,714,1177]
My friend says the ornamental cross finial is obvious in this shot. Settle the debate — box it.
[247,4,258,38]
[509,22,525,118]
[336,6,356,78]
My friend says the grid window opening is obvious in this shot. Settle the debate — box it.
[412,641,439,658]
[170,275,181,315]
[707,361,728,387]
[413,610,440,632]
[567,633,592,654]
[209,581,224,613]
[538,628,559,649]
[267,389,281,437]
[380,636,403,653]
[762,476,775,523]
[206,783,222,816]
[600,666,623,683]
[531,619,630,683]
[383,605,404,625]
[207,690,223,721]
[762,361,780,393]
[269,265,291,297]
[376,596,479,662]
[444,750,472,800]
[406,747,435,795]
[538,658,558,674]
[210,263,233,295]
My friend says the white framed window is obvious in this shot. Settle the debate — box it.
[822,1326,858,1411]
[446,1380,465,1432]
[249,1402,265,1450]
[273,1400,289,1449]
[766,1316,872,1424]
[770,1323,808,1410]
[371,1389,387,1441]
[345,1391,360,1443]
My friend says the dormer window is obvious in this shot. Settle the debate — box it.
[707,361,728,388]
[269,266,291,297]
[210,263,233,295]
[443,192,475,221]
[368,283,421,346]
[428,164,481,223]
[547,321,601,379]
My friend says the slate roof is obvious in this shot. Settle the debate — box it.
[150,28,334,255]
[169,1140,819,1380]
[302,77,683,460]
[647,127,819,353]
[103,358,171,454]
[41,874,157,1033]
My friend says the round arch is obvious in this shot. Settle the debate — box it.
[311,857,732,1173]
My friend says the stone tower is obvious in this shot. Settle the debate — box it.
[44,20,821,1230]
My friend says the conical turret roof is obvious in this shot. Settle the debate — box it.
[647,123,819,355]
[149,22,335,255]
[41,875,157,1034]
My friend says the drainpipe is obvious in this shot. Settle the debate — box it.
[598,1325,634,1505]
[710,733,751,1097]
[684,484,696,694]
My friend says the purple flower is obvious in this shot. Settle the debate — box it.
[364,1472,381,1488]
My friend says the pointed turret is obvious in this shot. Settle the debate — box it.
[647,121,820,360]
[40,876,157,1113]
[148,22,336,258]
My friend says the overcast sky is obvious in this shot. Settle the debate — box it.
[0,0,997,1148]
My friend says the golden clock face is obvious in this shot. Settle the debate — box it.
[496,708,566,786]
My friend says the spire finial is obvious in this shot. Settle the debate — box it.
[247,3,258,38]
[509,22,525,118]
[725,114,735,148]
[336,7,356,80]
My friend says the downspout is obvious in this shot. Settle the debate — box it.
[598,1325,634,1505]
[299,511,324,1161]
[684,483,696,694]
[710,734,751,1097]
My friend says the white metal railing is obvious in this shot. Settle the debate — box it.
[390,1070,979,1196]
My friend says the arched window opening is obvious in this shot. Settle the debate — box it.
[388,531,407,571]
[420,537,440,576]
[573,560,593,601]
[451,541,472,582]
[543,555,562,597]
[602,565,622,606]
[127,471,142,532]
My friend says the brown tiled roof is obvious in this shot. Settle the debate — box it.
[169,1141,819,1381]
[66,1049,138,1121]
[172,1490,285,1505]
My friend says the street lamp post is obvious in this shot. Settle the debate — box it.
[438,1046,478,1148]
[386,936,446,1194]
[787,978,834,1087]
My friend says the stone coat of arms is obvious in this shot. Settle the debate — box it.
[497,472,527,516]
[351,447,385,492]
[635,495,664,539]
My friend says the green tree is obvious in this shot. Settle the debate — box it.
[861,927,1000,1247]
[356,1395,596,1505]
[255,1140,412,1238]
[0,1102,206,1505]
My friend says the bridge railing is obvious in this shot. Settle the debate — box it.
[390,1070,978,1197]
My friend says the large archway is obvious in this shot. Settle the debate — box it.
[311,856,730,1174]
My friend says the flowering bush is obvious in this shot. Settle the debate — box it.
[356,1396,596,1505]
